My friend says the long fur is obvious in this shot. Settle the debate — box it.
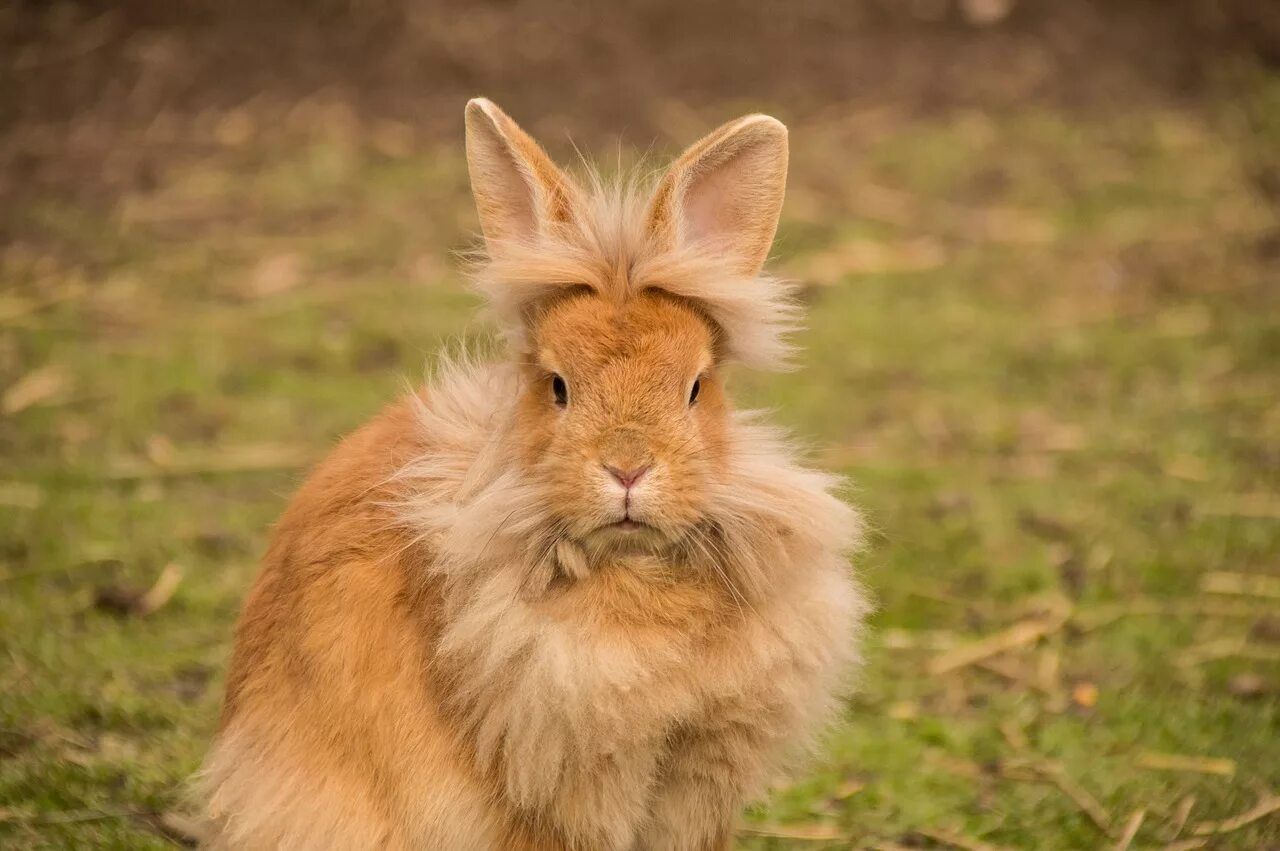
[200,103,867,851]
[473,171,802,370]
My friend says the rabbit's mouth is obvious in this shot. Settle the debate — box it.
[609,519,647,532]
[593,516,661,541]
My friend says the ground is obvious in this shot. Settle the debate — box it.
[1,2,1279,848]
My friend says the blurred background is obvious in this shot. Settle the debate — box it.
[1,1,1278,848]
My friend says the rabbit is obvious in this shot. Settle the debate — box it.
[199,98,867,851]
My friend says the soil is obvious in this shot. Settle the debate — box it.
[2,0,1277,208]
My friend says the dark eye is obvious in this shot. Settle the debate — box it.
[552,374,568,407]
[689,377,701,406]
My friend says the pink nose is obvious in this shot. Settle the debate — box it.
[605,464,650,490]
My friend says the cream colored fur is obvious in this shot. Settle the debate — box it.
[393,360,866,849]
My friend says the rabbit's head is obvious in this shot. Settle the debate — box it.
[464,99,793,558]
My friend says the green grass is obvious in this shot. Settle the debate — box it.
[2,89,1278,848]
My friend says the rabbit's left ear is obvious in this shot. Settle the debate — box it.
[646,114,789,277]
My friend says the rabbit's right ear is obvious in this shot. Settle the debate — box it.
[464,98,580,250]
[645,114,789,278]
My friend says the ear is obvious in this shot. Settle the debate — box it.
[464,98,581,248]
[646,114,789,277]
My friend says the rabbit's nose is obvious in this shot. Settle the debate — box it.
[604,464,650,490]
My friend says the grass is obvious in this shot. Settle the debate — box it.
[2,84,1278,848]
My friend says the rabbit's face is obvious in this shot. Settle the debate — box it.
[513,289,729,552]
[463,97,791,559]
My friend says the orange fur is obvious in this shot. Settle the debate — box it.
[201,99,867,850]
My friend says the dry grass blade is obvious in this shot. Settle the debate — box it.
[880,628,959,650]
[1163,795,1196,840]
[1188,792,1280,836]
[1041,766,1113,837]
[928,609,1070,676]
[241,252,304,300]
[0,289,79,325]
[0,296,38,324]
[135,564,184,615]
[975,657,1056,696]
[788,237,947,283]
[1200,571,1280,600]
[0,807,147,825]
[103,444,315,480]
[1162,840,1207,851]
[151,811,207,847]
[0,481,44,509]
[1199,494,1280,520]
[1073,599,1275,632]
[1177,637,1280,667]
[998,719,1030,751]
[832,778,866,799]
[960,0,1017,27]
[2,365,70,414]
[926,751,986,779]
[94,564,183,617]
[1136,752,1236,777]
[1112,809,1145,851]
[738,821,845,840]
[916,826,1013,851]
[1003,761,1112,836]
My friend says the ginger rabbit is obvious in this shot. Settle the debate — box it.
[201,98,867,851]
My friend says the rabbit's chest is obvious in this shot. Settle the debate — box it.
[526,561,852,742]
[441,559,860,849]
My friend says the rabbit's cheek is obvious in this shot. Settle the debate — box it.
[623,487,654,521]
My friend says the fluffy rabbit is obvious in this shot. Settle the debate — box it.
[201,98,867,851]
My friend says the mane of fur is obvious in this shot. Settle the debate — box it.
[472,170,801,369]
[387,348,865,846]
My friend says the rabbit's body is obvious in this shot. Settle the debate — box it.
[203,100,866,850]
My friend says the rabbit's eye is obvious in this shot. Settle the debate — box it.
[689,378,701,406]
[551,374,569,407]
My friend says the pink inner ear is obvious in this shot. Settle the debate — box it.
[682,164,744,251]
[667,123,787,276]
[480,152,539,241]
